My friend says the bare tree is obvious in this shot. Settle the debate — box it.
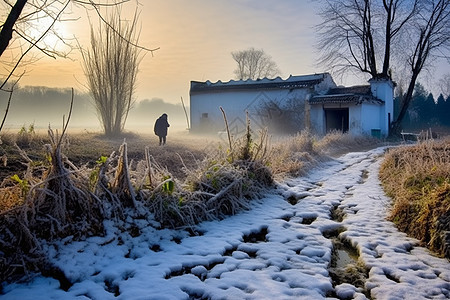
[0,0,103,89]
[80,8,142,137]
[232,47,281,80]
[0,0,153,134]
[393,0,449,131]
[316,0,449,134]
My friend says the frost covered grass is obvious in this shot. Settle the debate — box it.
[0,125,383,285]
[268,130,380,178]
[379,137,450,258]
[2,146,449,300]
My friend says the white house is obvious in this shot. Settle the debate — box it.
[189,73,336,135]
[308,78,394,137]
[189,73,394,137]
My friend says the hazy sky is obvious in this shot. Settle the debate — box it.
[13,0,449,104]
[16,0,324,104]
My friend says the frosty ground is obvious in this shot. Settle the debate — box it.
[2,147,449,299]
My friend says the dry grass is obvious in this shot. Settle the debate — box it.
[0,129,382,215]
[314,130,382,156]
[0,126,385,283]
[269,130,381,179]
[0,129,213,282]
[0,130,210,181]
[379,138,450,258]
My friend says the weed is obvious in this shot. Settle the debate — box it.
[10,174,29,198]
[16,123,36,148]
[162,176,175,195]
[89,155,108,191]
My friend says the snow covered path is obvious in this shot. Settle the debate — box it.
[2,147,449,299]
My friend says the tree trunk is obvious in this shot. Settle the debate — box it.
[0,0,27,57]
[382,0,393,77]
[391,72,419,135]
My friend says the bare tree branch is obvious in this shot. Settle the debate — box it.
[80,7,144,136]
[1,0,156,89]
[84,1,160,54]
[316,0,449,134]
[392,0,450,131]
[0,0,27,57]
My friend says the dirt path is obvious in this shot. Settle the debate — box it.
[281,147,450,299]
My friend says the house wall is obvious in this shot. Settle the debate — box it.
[309,103,382,136]
[190,88,311,135]
[309,79,394,137]
[360,103,383,135]
[369,79,394,136]
[309,104,357,135]
[308,104,325,134]
[349,105,362,134]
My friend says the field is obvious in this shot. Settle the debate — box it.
[0,129,208,180]
[0,126,420,286]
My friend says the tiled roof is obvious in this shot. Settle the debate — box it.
[309,85,383,105]
[327,85,371,95]
[190,73,330,93]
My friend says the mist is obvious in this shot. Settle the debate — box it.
[127,98,190,133]
[0,86,190,134]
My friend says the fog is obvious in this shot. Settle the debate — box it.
[0,86,190,134]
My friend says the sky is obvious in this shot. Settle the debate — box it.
[12,0,328,105]
[2,147,449,299]
[6,0,449,107]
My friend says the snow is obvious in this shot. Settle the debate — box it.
[2,147,449,299]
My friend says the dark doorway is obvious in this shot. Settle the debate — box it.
[325,108,349,133]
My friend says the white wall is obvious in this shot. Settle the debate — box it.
[349,105,362,135]
[369,79,394,136]
[360,103,383,135]
[190,88,310,135]
[309,102,382,136]
[308,104,325,134]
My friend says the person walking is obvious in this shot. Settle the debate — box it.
[154,113,170,145]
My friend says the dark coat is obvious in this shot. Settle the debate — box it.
[154,115,170,137]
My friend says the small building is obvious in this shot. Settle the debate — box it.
[189,73,336,135]
[308,79,394,137]
[189,73,394,137]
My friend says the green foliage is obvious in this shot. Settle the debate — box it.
[96,155,108,164]
[11,174,29,198]
[162,176,175,195]
[89,156,108,191]
[398,83,450,131]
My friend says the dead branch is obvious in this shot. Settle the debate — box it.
[144,146,153,187]
[220,106,233,161]
[112,141,137,208]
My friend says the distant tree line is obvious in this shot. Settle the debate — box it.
[396,83,450,132]
[0,86,95,128]
[0,86,188,130]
